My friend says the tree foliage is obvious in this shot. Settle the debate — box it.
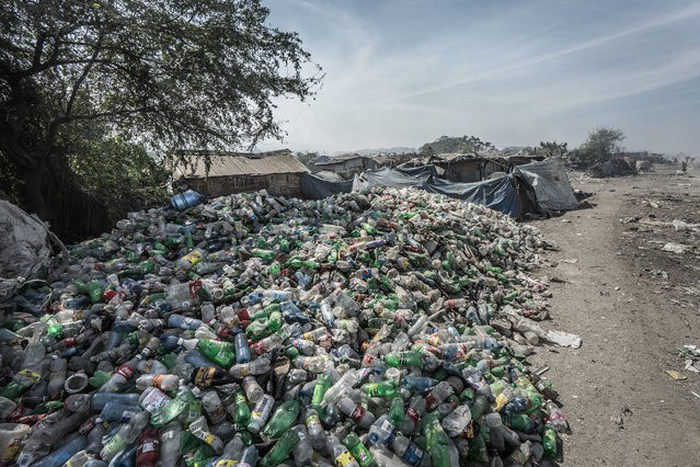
[419,135,494,155]
[295,151,319,168]
[0,0,320,221]
[574,127,625,164]
[538,141,568,157]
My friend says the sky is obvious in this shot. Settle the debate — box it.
[260,0,700,155]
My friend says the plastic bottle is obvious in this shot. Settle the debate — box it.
[136,428,159,467]
[158,421,182,466]
[247,394,274,434]
[337,396,376,429]
[261,399,300,440]
[243,376,264,404]
[344,431,377,467]
[259,429,298,467]
[100,410,149,461]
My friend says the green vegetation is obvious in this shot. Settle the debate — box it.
[419,135,494,155]
[0,0,319,238]
[571,127,625,165]
[295,151,320,168]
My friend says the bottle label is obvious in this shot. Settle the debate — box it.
[401,443,425,466]
[140,440,159,453]
[188,280,202,298]
[406,407,420,424]
[195,367,215,387]
[350,405,366,423]
[141,389,171,412]
[17,369,41,383]
[152,375,163,388]
[335,449,355,466]
[116,364,135,380]
[0,437,21,463]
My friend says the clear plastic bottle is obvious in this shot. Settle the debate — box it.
[337,396,376,429]
[100,410,149,461]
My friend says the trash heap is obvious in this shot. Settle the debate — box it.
[0,188,569,466]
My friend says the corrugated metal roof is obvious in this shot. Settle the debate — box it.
[173,153,308,179]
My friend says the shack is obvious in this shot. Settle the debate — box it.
[431,154,506,183]
[313,154,381,179]
[171,149,308,197]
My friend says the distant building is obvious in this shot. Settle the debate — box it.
[429,154,507,183]
[171,149,308,197]
[312,154,382,179]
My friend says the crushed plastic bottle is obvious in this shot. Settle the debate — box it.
[0,187,568,465]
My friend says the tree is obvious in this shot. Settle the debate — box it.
[575,127,625,164]
[0,0,321,220]
[295,151,319,168]
[538,141,568,157]
[419,135,493,155]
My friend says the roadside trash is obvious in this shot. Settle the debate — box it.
[666,370,687,381]
[0,187,569,465]
[661,242,688,254]
[676,344,699,374]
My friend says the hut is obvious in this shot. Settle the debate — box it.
[171,149,308,197]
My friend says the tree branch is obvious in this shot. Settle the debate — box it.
[65,37,103,118]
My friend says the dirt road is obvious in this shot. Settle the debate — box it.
[530,168,700,466]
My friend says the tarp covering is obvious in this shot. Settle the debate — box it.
[0,200,67,281]
[424,175,523,218]
[517,158,579,212]
[352,167,524,218]
[306,158,576,219]
[353,166,435,191]
[300,172,353,199]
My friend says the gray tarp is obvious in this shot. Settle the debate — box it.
[0,200,67,288]
[517,158,578,212]
[309,158,576,219]
[353,167,524,218]
[424,175,523,218]
[300,172,353,199]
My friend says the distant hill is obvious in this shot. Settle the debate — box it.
[419,135,494,154]
[331,147,416,157]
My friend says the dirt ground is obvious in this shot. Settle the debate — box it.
[529,167,700,466]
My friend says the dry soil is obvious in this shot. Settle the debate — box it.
[529,167,700,466]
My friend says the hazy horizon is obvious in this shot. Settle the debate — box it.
[258,0,699,156]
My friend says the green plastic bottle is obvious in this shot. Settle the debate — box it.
[251,249,275,261]
[249,303,281,321]
[259,429,299,467]
[468,431,489,463]
[542,424,558,458]
[150,389,193,427]
[233,388,251,428]
[75,279,103,303]
[389,396,405,427]
[196,339,236,369]
[343,432,377,467]
[384,351,422,368]
[245,311,282,340]
[261,399,300,440]
[41,315,64,339]
[312,374,332,411]
[360,381,397,398]
[510,413,539,433]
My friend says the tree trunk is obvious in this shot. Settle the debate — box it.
[22,163,48,220]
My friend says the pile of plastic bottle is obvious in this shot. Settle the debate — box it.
[0,188,568,466]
